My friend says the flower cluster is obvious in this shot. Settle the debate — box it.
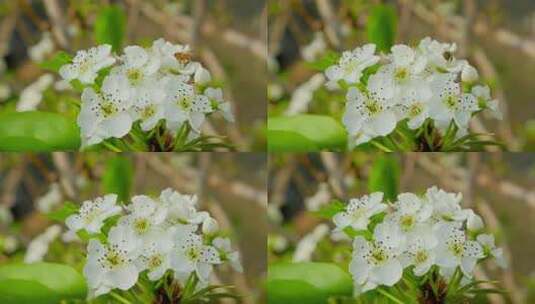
[58,39,234,147]
[65,189,242,298]
[324,38,501,148]
[332,187,506,294]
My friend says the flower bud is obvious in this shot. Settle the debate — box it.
[461,64,479,83]
[202,216,219,235]
[194,66,212,85]
[466,209,484,231]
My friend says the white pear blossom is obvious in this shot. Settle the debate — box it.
[65,194,121,234]
[78,75,133,146]
[163,78,212,132]
[59,45,116,84]
[399,234,437,276]
[381,44,427,89]
[426,186,466,223]
[160,188,208,225]
[112,45,160,91]
[129,81,166,131]
[84,225,141,297]
[349,222,404,292]
[322,38,501,149]
[434,223,484,277]
[171,231,221,282]
[343,73,396,147]
[429,73,479,132]
[56,39,232,149]
[213,237,243,272]
[333,192,387,231]
[66,189,243,298]
[387,193,432,234]
[205,87,235,122]
[395,83,432,129]
[477,234,507,268]
[17,74,54,112]
[325,44,380,88]
[472,85,502,120]
[136,228,175,281]
[335,187,505,296]
[118,195,167,242]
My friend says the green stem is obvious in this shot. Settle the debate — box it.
[109,292,133,304]
[377,288,405,304]
[371,140,393,152]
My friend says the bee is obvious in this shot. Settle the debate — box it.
[175,52,192,63]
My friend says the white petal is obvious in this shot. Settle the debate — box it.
[101,113,133,138]
[371,259,402,286]
[59,64,78,81]
[108,265,139,290]
[123,46,148,68]
[369,111,397,136]
[349,257,370,285]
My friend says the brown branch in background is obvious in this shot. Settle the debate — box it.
[43,0,69,49]
[315,0,342,48]
[0,159,26,209]
[320,152,346,198]
[190,0,206,51]
[0,3,18,57]
[52,152,76,199]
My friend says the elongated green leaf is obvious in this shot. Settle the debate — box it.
[306,51,341,71]
[102,156,133,202]
[0,263,87,304]
[268,115,347,151]
[0,111,80,151]
[268,130,318,152]
[39,51,72,72]
[94,5,126,51]
[47,201,78,221]
[267,262,352,304]
[313,200,346,219]
[367,4,397,52]
[368,155,400,202]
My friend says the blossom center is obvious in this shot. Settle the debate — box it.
[415,250,428,264]
[141,105,156,119]
[408,103,423,117]
[177,96,192,111]
[100,101,118,117]
[148,254,163,269]
[186,247,200,261]
[400,215,415,231]
[394,68,409,82]
[370,246,388,265]
[102,250,126,269]
[449,242,464,257]
[127,69,144,86]
[365,99,382,116]
[133,218,150,234]
[443,95,459,110]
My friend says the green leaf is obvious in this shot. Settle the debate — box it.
[94,5,126,51]
[268,115,347,152]
[102,156,133,202]
[0,111,80,151]
[368,155,400,202]
[268,130,318,152]
[38,51,73,73]
[306,51,341,71]
[0,263,87,304]
[267,262,353,304]
[313,200,346,219]
[47,201,78,221]
[367,4,397,52]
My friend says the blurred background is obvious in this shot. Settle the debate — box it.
[0,0,267,151]
[268,152,535,303]
[268,0,535,151]
[0,152,268,303]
